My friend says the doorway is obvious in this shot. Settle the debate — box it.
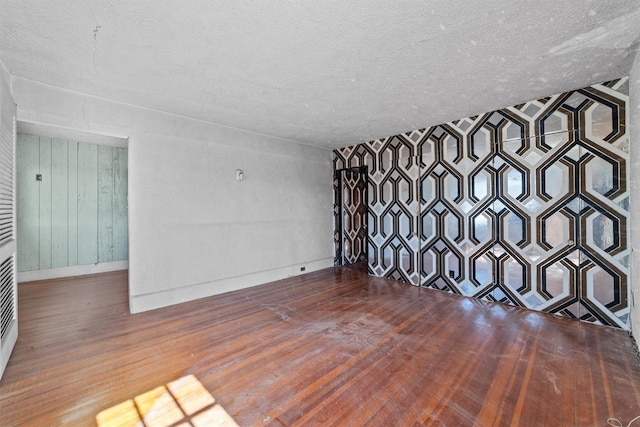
[337,167,368,271]
[14,122,129,281]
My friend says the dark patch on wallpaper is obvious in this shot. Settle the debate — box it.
[334,78,630,329]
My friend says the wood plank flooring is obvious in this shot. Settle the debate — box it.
[1,268,640,426]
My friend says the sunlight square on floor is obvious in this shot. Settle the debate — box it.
[95,374,238,427]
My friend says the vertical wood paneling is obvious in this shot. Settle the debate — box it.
[50,139,68,268]
[67,141,78,266]
[38,137,52,270]
[113,147,128,261]
[77,143,98,266]
[17,136,128,272]
[16,134,40,271]
[97,145,114,263]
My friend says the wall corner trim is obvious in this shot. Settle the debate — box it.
[18,261,128,283]
[129,258,334,314]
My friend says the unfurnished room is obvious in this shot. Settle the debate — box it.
[1,1,640,426]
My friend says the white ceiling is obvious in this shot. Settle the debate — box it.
[1,1,639,149]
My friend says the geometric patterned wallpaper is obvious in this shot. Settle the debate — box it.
[334,78,630,329]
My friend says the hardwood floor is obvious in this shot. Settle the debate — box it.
[1,268,640,426]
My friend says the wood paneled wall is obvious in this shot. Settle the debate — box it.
[16,134,128,272]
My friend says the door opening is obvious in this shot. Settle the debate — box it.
[337,167,368,271]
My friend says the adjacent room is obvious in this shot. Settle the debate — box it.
[1,1,640,425]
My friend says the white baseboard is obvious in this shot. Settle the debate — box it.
[18,261,129,283]
[129,257,334,313]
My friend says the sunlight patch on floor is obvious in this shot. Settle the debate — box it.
[96,374,238,427]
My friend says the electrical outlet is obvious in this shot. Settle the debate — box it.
[300,266,306,272]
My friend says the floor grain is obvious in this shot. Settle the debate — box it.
[1,268,639,426]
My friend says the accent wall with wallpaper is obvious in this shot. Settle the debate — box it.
[334,78,630,329]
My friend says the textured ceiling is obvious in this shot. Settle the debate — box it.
[1,1,639,149]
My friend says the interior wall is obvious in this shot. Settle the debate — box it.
[629,48,640,342]
[0,56,18,380]
[12,77,334,313]
[335,78,630,329]
[16,134,128,273]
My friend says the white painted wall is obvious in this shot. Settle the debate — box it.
[12,77,334,313]
[630,49,640,344]
[0,60,9,95]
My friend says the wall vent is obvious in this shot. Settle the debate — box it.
[0,256,15,341]
[0,97,13,246]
